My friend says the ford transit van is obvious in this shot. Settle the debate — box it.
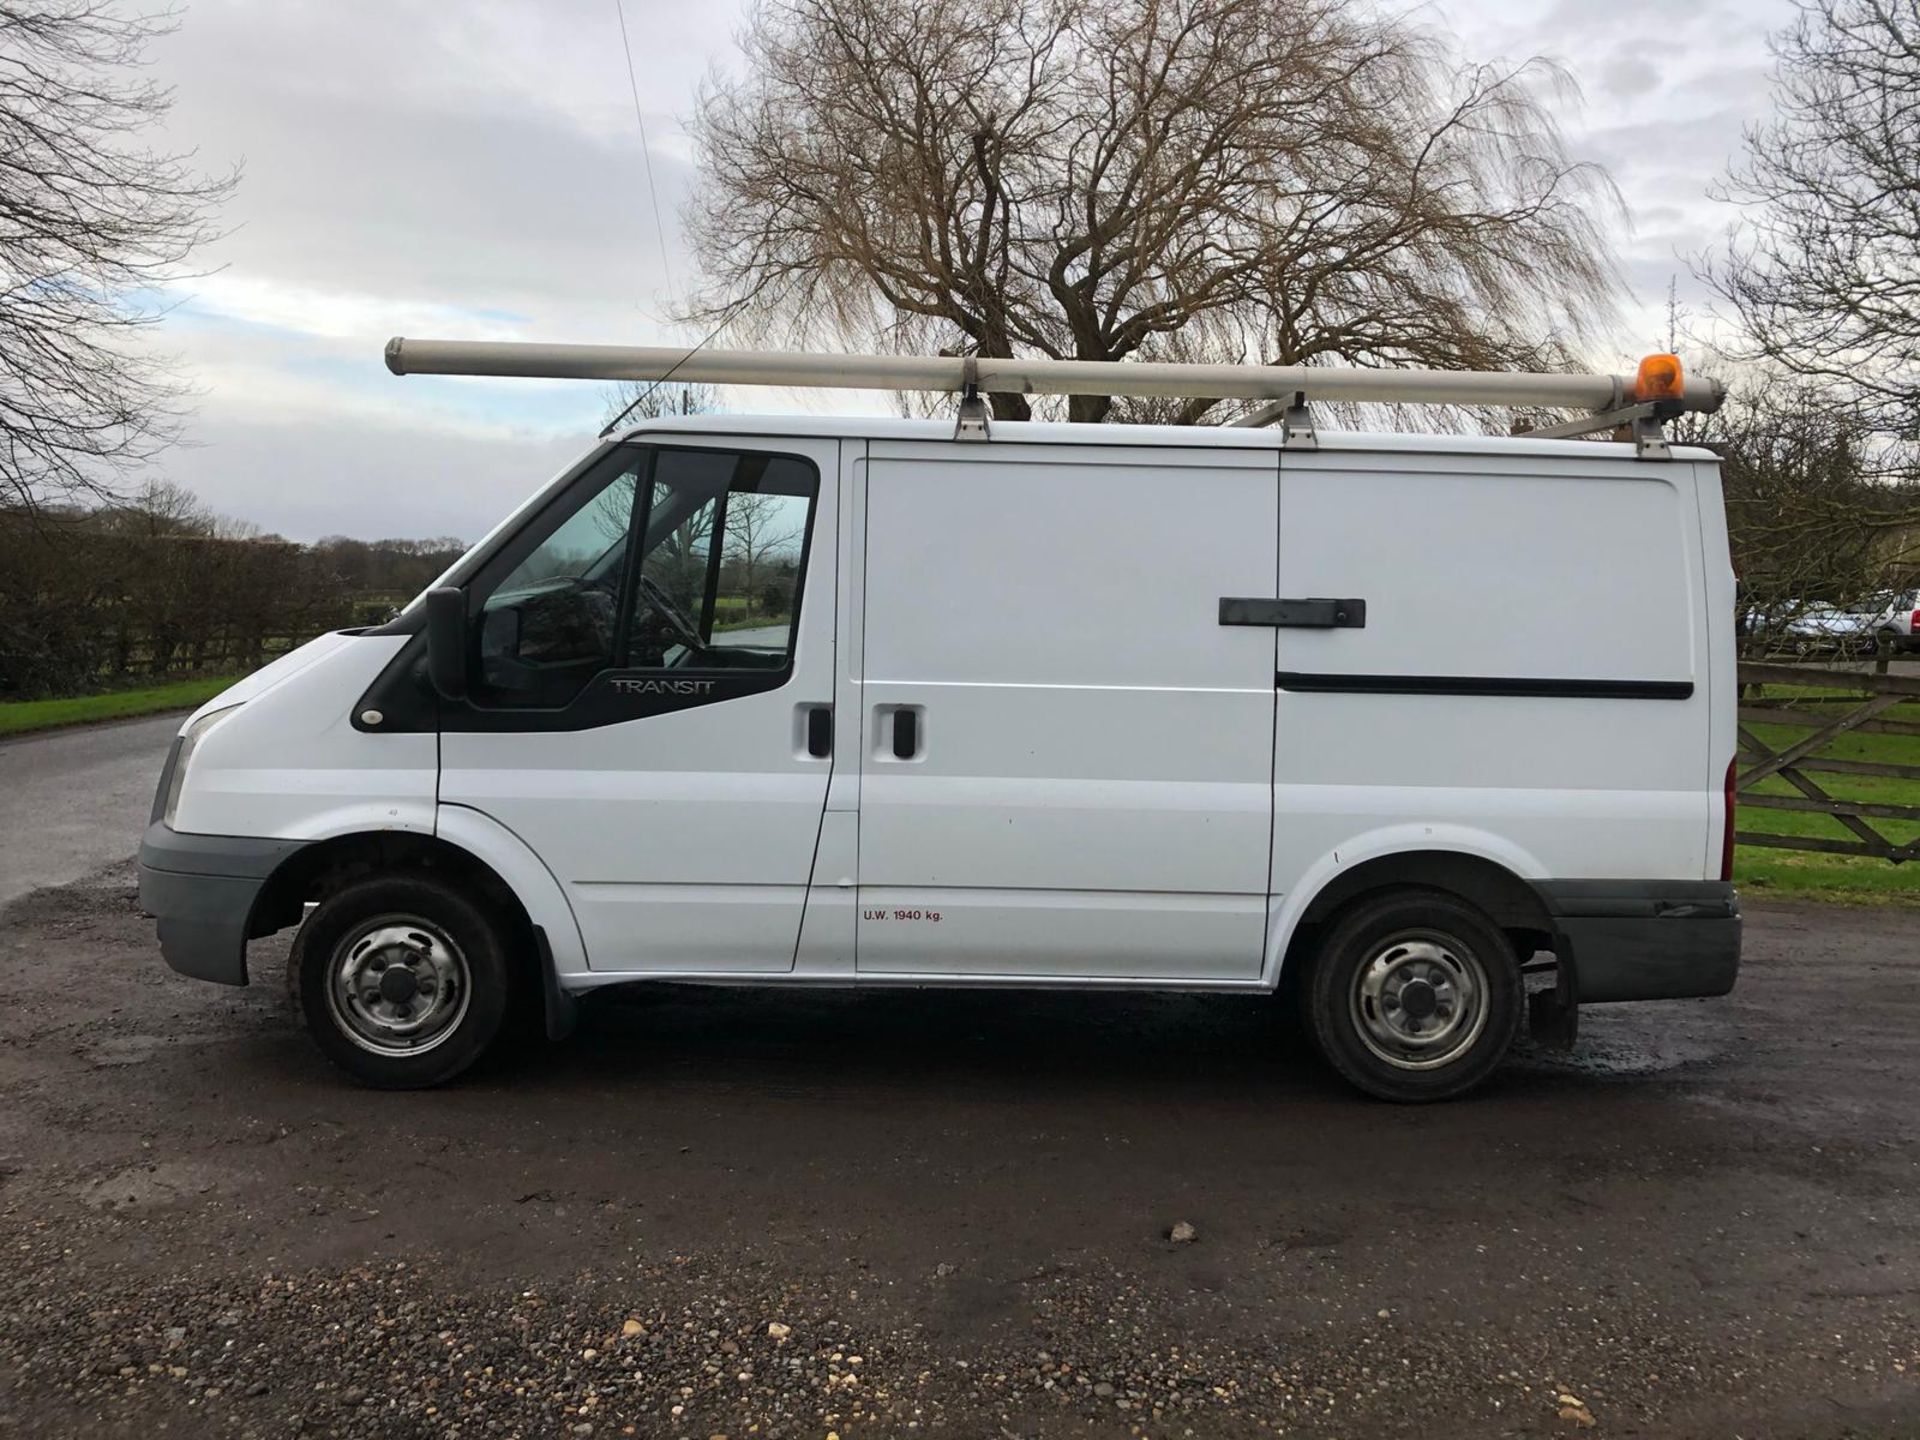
[138,348,1740,1100]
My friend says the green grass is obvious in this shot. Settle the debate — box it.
[0,675,244,739]
[1736,682,1920,904]
[713,611,792,635]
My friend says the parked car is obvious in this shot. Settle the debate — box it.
[1785,603,1880,657]
[1745,591,1920,657]
[1870,589,1920,653]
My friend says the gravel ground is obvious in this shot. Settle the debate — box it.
[0,866,1917,1438]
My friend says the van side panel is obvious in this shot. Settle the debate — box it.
[855,443,1278,980]
[1268,449,1713,927]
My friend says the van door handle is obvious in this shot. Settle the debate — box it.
[1219,597,1367,628]
[804,705,832,758]
[891,707,918,760]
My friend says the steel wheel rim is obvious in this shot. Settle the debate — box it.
[324,914,471,1057]
[1349,930,1489,1072]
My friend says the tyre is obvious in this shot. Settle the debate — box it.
[289,873,512,1088]
[1305,889,1522,1102]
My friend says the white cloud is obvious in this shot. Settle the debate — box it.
[178,275,534,345]
[135,0,1800,539]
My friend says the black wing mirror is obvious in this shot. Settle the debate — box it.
[424,586,470,700]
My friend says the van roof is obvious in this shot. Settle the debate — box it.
[611,412,1716,464]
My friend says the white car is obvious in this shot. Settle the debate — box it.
[1871,590,1920,652]
[1748,592,1920,656]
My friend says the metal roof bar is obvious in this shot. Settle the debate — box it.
[383,338,1726,415]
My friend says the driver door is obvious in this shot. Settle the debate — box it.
[438,438,837,973]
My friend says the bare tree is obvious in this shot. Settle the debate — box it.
[722,491,803,617]
[95,476,211,537]
[1669,371,1920,645]
[0,1,234,513]
[686,0,1622,424]
[1702,0,1920,437]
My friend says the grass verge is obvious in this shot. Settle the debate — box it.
[0,675,243,740]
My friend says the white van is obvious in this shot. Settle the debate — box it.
[138,351,1741,1100]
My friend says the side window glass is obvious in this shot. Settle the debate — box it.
[628,450,815,672]
[469,446,817,709]
[474,452,642,706]
[627,450,728,668]
[717,490,810,650]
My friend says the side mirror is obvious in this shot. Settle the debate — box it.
[424,586,470,700]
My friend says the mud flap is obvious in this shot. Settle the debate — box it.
[1528,937,1579,1051]
[532,926,579,1041]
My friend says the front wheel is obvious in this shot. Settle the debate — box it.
[289,873,512,1088]
[1306,889,1522,1102]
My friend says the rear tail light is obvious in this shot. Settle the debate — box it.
[1910,607,1918,634]
[1720,757,1738,884]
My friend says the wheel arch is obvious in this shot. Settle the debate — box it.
[251,831,514,940]
[248,812,588,1037]
[1269,837,1555,989]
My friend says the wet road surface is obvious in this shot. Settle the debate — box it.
[0,868,1915,1437]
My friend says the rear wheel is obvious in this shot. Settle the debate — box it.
[290,873,511,1088]
[1306,889,1522,1102]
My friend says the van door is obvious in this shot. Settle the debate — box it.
[1268,446,1710,894]
[854,443,1277,981]
[438,437,836,973]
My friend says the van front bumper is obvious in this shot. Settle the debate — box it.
[1536,880,1740,1003]
[137,822,306,987]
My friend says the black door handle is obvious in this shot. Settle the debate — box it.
[891,708,918,760]
[1219,596,1367,629]
[805,705,832,758]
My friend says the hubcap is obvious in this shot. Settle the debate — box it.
[324,916,470,1057]
[1350,932,1489,1072]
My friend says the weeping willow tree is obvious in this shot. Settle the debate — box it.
[684,0,1623,424]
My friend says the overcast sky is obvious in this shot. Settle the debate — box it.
[141,0,1794,542]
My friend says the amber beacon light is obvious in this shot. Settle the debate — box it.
[1633,353,1686,404]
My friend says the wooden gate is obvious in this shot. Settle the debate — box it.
[1736,662,1920,863]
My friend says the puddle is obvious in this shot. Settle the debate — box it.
[1513,1013,1727,1079]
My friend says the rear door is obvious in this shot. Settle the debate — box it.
[1268,444,1710,893]
[439,437,837,973]
[854,442,1278,980]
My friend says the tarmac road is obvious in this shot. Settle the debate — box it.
[0,713,179,907]
[0,866,1915,1438]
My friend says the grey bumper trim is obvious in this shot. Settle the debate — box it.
[138,822,308,987]
[1534,880,1740,1004]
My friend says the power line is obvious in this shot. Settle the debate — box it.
[613,0,675,299]
[597,313,735,437]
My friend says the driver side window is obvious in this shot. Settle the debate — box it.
[472,445,816,709]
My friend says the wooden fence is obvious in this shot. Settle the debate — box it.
[1736,661,1920,864]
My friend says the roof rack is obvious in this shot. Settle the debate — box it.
[383,338,1725,458]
